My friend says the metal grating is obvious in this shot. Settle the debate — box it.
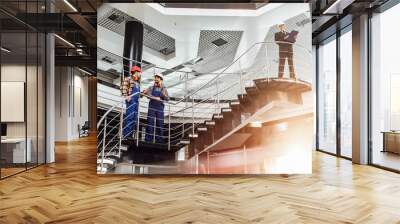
[97,47,154,76]
[98,5,175,56]
[194,30,243,74]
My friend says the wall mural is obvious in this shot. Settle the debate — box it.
[97,3,313,174]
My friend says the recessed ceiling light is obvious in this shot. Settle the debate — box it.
[54,34,75,48]
[322,0,353,15]
[63,0,78,12]
[78,68,92,76]
[1,47,11,53]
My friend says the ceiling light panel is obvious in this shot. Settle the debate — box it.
[194,30,243,74]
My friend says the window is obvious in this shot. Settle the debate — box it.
[339,27,352,158]
[0,1,47,179]
[370,3,400,171]
[317,36,337,154]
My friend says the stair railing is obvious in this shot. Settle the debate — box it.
[97,41,311,172]
[97,92,139,172]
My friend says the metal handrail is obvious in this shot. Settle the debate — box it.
[97,80,235,157]
[98,41,310,106]
[97,40,311,172]
[170,81,238,116]
[99,41,310,74]
[97,92,140,129]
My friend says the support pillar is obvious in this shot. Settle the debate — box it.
[352,14,369,164]
[45,0,55,163]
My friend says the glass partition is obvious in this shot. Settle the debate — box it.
[370,4,400,171]
[0,1,46,179]
[317,35,337,154]
[1,31,28,177]
[339,27,352,158]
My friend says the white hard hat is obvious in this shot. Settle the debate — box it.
[277,21,285,26]
[154,73,164,80]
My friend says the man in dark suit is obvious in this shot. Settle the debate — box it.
[275,22,298,79]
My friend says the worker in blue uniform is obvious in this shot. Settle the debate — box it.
[121,66,142,139]
[142,74,169,143]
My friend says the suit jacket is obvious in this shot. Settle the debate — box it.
[275,31,295,54]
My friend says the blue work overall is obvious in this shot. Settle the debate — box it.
[123,82,140,138]
[145,87,164,143]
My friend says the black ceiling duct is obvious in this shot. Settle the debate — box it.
[123,21,143,78]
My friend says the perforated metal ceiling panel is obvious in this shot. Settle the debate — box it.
[98,5,175,56]
[97,47,154,75]
[193,30,243,74]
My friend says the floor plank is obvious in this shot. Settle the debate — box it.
[0,136,399,223]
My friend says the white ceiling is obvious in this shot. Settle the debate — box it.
[97,3,311,100]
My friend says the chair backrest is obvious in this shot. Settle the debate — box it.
[82,121,90,129]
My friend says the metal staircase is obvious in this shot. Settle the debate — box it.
[97,41,312,174]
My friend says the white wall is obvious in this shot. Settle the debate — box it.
[1,65,36,138]
[54,67,89,141]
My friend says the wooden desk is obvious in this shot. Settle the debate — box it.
[1,138,32,163]
[382,131,400,154]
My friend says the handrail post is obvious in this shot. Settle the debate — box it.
[153,116,156,143]
[240,72,244,94]
[239,60,244,94]
[168,104,171,151]
[118,101,124,157]
[192,97,195,135]
[216,78,220,113]
[182,114,185,138]
[182,72,188,138]
[195,154,199,174]
[136,97,140,147]
[101,117,107,173]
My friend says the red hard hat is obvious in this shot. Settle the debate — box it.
[130,66,141,73]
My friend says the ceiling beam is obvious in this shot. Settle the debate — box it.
[55,55,96,69]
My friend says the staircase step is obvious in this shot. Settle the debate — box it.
[120,145,128,151]
[97,158,116,166]
[245,86,258,95]
[221,108,232,113]
[238,94,249,103]
[205,120,215,126]
[107,153,121,160]
[106,151,120,157]
[230,103,241,111]
[97,166,108,174]
[189,133,198,138]
[213,114,223,119]
[230,101,240,106]
[180,140,190,144]
[253,78,267,83]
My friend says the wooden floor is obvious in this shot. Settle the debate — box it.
[373,150,400,171]
[1,136,400,224]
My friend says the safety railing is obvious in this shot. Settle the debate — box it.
[97,40,311,172]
